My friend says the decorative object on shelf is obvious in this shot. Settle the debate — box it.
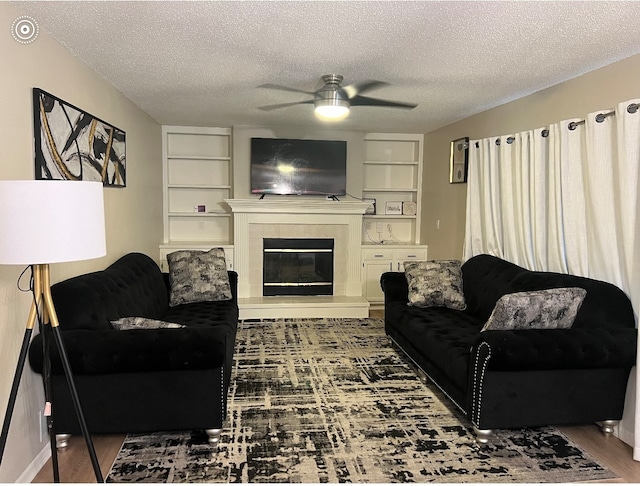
[385,201,403,215]
[33,88,126,187]
[449,136,469,184]
[195,205,206,213]
[402,201,417,216]
[363,198,376,215]
[0,180,106,482]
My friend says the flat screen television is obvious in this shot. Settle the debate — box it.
[250,138,347,196]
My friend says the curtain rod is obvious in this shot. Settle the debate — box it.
[476,102,639,146]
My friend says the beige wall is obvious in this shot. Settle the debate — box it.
[0,3,162,481]
[421,53,640,260]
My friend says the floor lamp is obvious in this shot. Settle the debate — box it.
[0,180,106,482]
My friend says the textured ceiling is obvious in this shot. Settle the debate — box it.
[10,1,640,132]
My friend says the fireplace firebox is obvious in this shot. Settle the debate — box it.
[263,238,334,296]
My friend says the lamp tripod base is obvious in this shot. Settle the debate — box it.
[0,264,103,482]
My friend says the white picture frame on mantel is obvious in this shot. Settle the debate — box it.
[385,201,402,215]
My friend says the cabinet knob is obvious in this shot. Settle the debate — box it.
[374,254,384,258]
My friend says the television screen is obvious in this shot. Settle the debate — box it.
[250,138,347,195]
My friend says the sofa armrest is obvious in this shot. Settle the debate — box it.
[380,272,408,305]
[474,327,637,371]
[29,327,226,375]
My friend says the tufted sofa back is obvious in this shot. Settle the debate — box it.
[51,253,169,331]
[462,254,635,330]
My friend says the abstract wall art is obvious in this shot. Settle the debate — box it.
[33,88,126,187]
[449,136,469,184]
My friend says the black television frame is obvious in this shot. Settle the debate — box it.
[250,138,347,196]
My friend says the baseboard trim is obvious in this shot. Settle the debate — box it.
[16,443,50,483]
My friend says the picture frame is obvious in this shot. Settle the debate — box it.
[363,198,376,215]
[449,136,469,184]
[33,88,126,187]
[385,201,403,215]
[402,201,417,216]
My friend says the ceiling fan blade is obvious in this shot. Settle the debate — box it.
[350,95,417,109]
[257,100,314,111]
[342,80,389,99]
[258,83,315,96]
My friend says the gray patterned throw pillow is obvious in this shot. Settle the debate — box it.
[167,248,232,306]
[481,287,587,332]
[404,260,467,310]
[111,317,185,330]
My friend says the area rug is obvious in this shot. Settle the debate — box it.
[107,318,616,483]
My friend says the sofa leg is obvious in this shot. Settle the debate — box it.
[416,368,429,384]
[473,427,493,445]
[56,433,72,450]
[598,420,618,435]
[205,428,222,445]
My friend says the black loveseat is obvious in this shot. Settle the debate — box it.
[28,252,238,447]
[381,254,637,442]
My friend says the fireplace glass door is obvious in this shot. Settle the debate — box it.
[263,238,334,296]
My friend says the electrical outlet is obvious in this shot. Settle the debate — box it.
[38,408,46,442]
[376,222,384,233]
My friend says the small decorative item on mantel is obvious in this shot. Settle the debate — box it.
[450,136,469,184]
[385,201,403,215]
[402,201,417,216]
[363,198,376,215]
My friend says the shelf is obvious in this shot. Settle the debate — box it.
[163,126,233,246]
[364,214,417,219]
[363,160,419,166]
[167,155,231,161]
[363,188,418,193]
[168,184,232,190]
[362,133,423,246]
[168,212,231,217]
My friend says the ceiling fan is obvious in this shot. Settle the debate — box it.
[257,74,417,120]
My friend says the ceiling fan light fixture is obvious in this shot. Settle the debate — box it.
[314,98,350,121]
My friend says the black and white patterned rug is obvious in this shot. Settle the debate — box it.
[107,318,616,483]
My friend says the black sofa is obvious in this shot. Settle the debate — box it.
[381,254,637,443]
[28,252,238,447]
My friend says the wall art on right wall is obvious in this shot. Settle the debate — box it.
[449,136,469,184]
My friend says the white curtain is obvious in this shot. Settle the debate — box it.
[463,99,640,457]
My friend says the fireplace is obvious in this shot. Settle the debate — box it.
[225,198,370,319]
[263,238,334,296]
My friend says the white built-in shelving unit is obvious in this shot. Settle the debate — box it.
[361,133,427,305]
[160,126,233,270]
[362,133,424,245]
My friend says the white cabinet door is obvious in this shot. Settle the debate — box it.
[361,245,427,304]
[363,259,393,302]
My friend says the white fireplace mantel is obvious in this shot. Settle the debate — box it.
[225,198,371,215]
[225,198,370,319]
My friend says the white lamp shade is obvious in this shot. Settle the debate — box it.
[0,180,106,265]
